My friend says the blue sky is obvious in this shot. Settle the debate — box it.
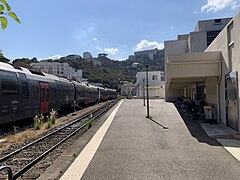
[1,0,239,61]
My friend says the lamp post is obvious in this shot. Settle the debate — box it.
[145,65,150,118]
[143,78,145,106]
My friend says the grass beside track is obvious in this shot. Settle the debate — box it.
[0,102,108,152]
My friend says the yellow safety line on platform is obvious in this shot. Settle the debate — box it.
[59,99,123,180]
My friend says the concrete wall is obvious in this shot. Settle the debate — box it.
[168,61,220,78]
[138,85,165,99]
[164,15,236,125]
[164,40,189,101]
[136,71,164,86]
[177,34,189,40]
[189,31,207,52]
[167,51,221,62]
[205,13,240,125]
[194,18,232,32]
[165,88,182,101]
[164,40,188,63]
[164,41,220,102]
[165,52,221,107]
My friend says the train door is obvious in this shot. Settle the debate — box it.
[97,88,100,102]
[40,82,49,114]
[225,71,239,131]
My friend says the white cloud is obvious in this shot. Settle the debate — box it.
[194,10,199,14]
[39,55,62,60]
[96,47,103,51]
[171,26,174,30]
[201,0,240,13]
[93,37,97,41]
[134,40,164,51]
[96,46,119,55]
[103,48,119,55]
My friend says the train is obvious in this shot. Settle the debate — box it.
[0,62,117,125]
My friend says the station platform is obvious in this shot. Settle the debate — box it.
[52,99,240,180]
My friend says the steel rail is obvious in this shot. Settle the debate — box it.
[0,101,112,163]
[0,166,13,180]
[0,99,118,179]
[13,100,118,179]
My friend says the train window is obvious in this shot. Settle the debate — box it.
[32,86,38,97]
[18,73,27,81]
[0,70,19,94]
[21,82,29,99]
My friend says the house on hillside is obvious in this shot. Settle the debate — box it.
[31,62,82,81]
[135,71,165,98]
[134,48,158,61]
[83,52,93,60]
[120,82,136,96]
[132,62,140,68]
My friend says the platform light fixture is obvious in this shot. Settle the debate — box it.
[145,65,150,118]
[143,78,145,106]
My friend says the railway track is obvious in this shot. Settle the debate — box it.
[0,99,119,179]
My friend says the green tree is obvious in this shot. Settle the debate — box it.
[0,55,10,62]
[12,57,30,64]
[0,0,20,30]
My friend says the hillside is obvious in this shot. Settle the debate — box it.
[10,49,164,85]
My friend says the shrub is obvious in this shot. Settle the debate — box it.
[13,126,19,134]
[86,114,94,129]
[46,119,51,129]
[33,114,44,130]
[49,109,57,125]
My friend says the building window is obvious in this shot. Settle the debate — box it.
[206,30,221,46]
[152,75,157,80]
[49,67,52,73]
[161,76,164,81]
[214,19,221,24]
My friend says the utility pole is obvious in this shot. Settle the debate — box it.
[143,78,145,106]
[145,65,150,118]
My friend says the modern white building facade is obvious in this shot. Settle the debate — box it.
[31,62,82,82]
[165,13,240,131]
[136,71,165,98]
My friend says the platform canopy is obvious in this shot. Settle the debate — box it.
[166,51,221,89]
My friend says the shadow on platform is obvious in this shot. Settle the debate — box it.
[174,104,221,147]
[147,117,168,130]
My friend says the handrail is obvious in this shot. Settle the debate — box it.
[0,166,13,180]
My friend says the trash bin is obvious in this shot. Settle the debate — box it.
[204,106,214,122]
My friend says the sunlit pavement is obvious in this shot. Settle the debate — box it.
[201,123,240,161]
[61,99,240,180]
